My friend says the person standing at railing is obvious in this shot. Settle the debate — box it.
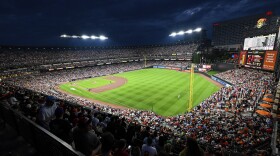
[37,96,58,130]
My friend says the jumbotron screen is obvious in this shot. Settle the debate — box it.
[242,50,278,71]
[245,51,265,69]
[243,33,276,50]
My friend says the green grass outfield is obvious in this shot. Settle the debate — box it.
[59,69,220,116]
[207,70,219,76]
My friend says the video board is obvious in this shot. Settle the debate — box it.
[241,50,278,71]
[245,51,265,69]
[243,33,276,50]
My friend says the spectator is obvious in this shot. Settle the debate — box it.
[37,96,58,130]
[179,137,204,156]
[130,139,142,156]
[114,139,129,156]
[92,113,100,127]
[100,132,115,156]
[8,93,20,110]
[163,143,174,156]
[72,116,100,156]
[142,137,157,156]
[49,107,73,143]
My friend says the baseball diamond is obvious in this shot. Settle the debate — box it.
[58,68,221,116]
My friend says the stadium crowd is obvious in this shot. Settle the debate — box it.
[5,61,189,101]
[0,43,198,70]
[0,64,275,156]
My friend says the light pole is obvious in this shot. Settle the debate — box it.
[60,34,108,40]
[169,27,203,64]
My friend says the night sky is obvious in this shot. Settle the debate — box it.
[0,0,279,47]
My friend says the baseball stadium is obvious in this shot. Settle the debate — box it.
[0,1,280,156]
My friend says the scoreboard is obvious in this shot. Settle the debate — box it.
[241,30,279,71]
[239,51,278,71]
[243,33,276,50]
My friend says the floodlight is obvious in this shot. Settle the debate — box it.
[194,27,202,32]
[60,34,108,40]
[60,34,68,38]
[185,29,193,34]
[177,31,185,35]
[81,35,90,39]
[99,35,108,40]
[169,32,177,37]
[90,35,98,39]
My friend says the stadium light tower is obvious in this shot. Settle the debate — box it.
[169,32,177,37]
[177,31,185,35]
[81,35,90,39]
[91,35,98,39]
[185,29,193,34]
[169,27,202,37]
[194,27,202,32]
[99,35,108,40]
[60,34,108,40]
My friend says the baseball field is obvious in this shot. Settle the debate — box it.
[59,68,221,116]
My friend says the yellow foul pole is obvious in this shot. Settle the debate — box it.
[188,63,194,112]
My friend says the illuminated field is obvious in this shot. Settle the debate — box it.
[59,69,220,116]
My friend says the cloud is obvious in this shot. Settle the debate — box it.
[174,0,249,25]
[174,6,203,22]
[183,7,202,16]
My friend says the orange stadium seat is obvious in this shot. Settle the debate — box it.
[256,110,271,117]
[259,103,272,109]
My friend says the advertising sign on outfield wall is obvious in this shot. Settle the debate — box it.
[199,68,206,72]
[202,65,211,69]
[157,66,165,69]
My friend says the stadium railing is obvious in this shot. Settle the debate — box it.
[0,103,84,156]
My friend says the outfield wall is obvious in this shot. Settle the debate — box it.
[152,66,232,87]
[152,65,181,70]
